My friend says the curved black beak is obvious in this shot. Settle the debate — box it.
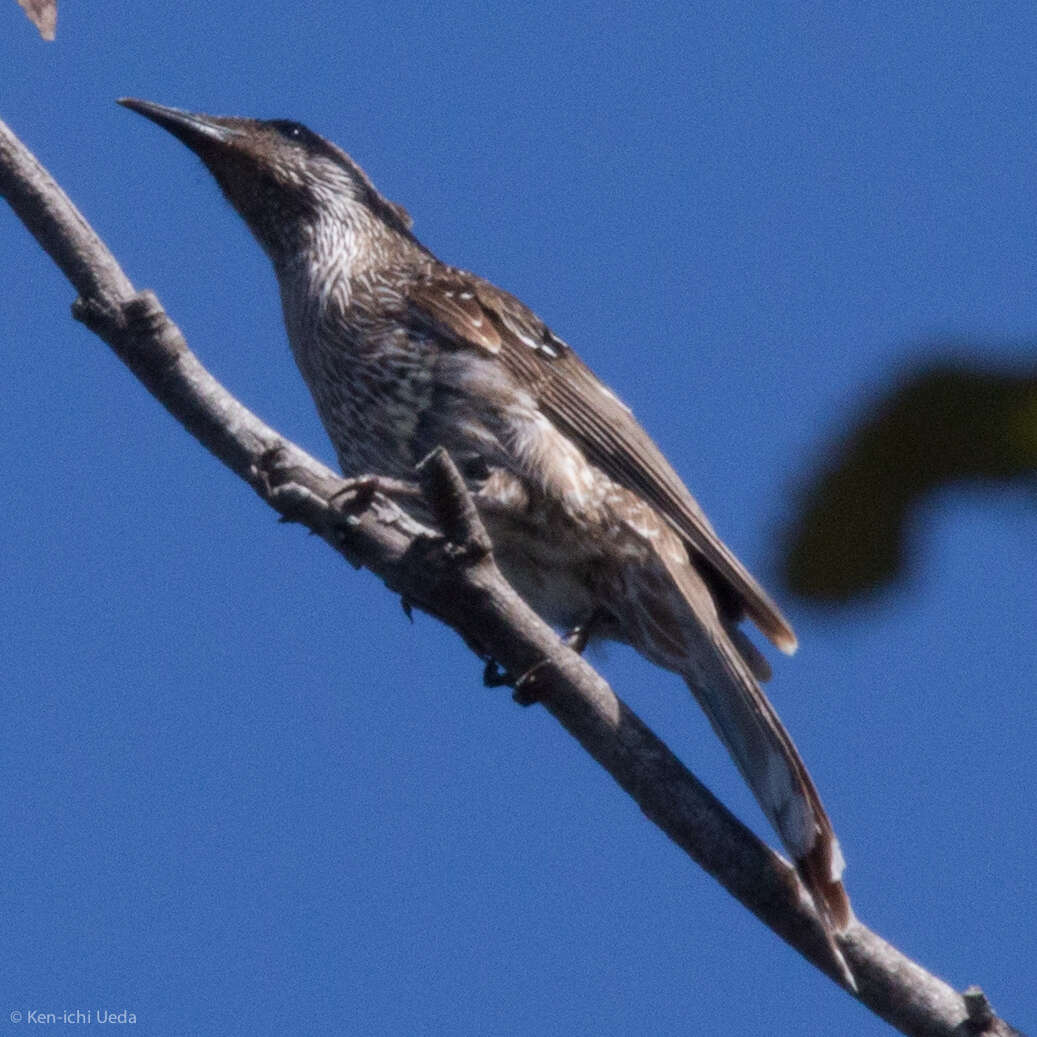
[118,98,241,150]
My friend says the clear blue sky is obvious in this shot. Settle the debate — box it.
[2,4,1034,1035]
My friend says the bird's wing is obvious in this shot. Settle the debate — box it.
[405,269,796,653]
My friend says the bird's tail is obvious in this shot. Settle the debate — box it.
[603,516,854,982]
[679,627,854,985]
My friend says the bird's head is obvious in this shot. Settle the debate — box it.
[118,98,414,260]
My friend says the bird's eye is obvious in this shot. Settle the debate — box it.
[269,120,314,145]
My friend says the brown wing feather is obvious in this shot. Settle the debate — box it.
[407,271,797,653]
[407,279,503,353]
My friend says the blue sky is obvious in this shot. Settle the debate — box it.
[2,4,1034,1035]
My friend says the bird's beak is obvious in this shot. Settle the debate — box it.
[117,98,241,151]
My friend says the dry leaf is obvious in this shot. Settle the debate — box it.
[17,0,57,40]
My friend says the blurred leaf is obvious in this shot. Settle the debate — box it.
[782,355,1037,603]
[17,0,56,40]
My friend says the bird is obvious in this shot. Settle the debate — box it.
[119,98,853,961]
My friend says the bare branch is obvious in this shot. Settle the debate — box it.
[0,113,1023,1037]
[0,118,128,302]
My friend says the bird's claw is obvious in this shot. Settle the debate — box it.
[482,657,543,706]
[328,475,381,512]
[512,661,548,706]
[562,612,602,655]
[482,658,512,688]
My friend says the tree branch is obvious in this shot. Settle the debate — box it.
[0,113,1022,1037]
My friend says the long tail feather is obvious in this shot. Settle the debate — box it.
[680,630,855,985]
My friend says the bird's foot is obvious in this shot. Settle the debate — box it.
[512,661,550,706]
[329,475,422,513]
[562,612,603,655]
[482,658,512,688]
[482,656,546,707]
